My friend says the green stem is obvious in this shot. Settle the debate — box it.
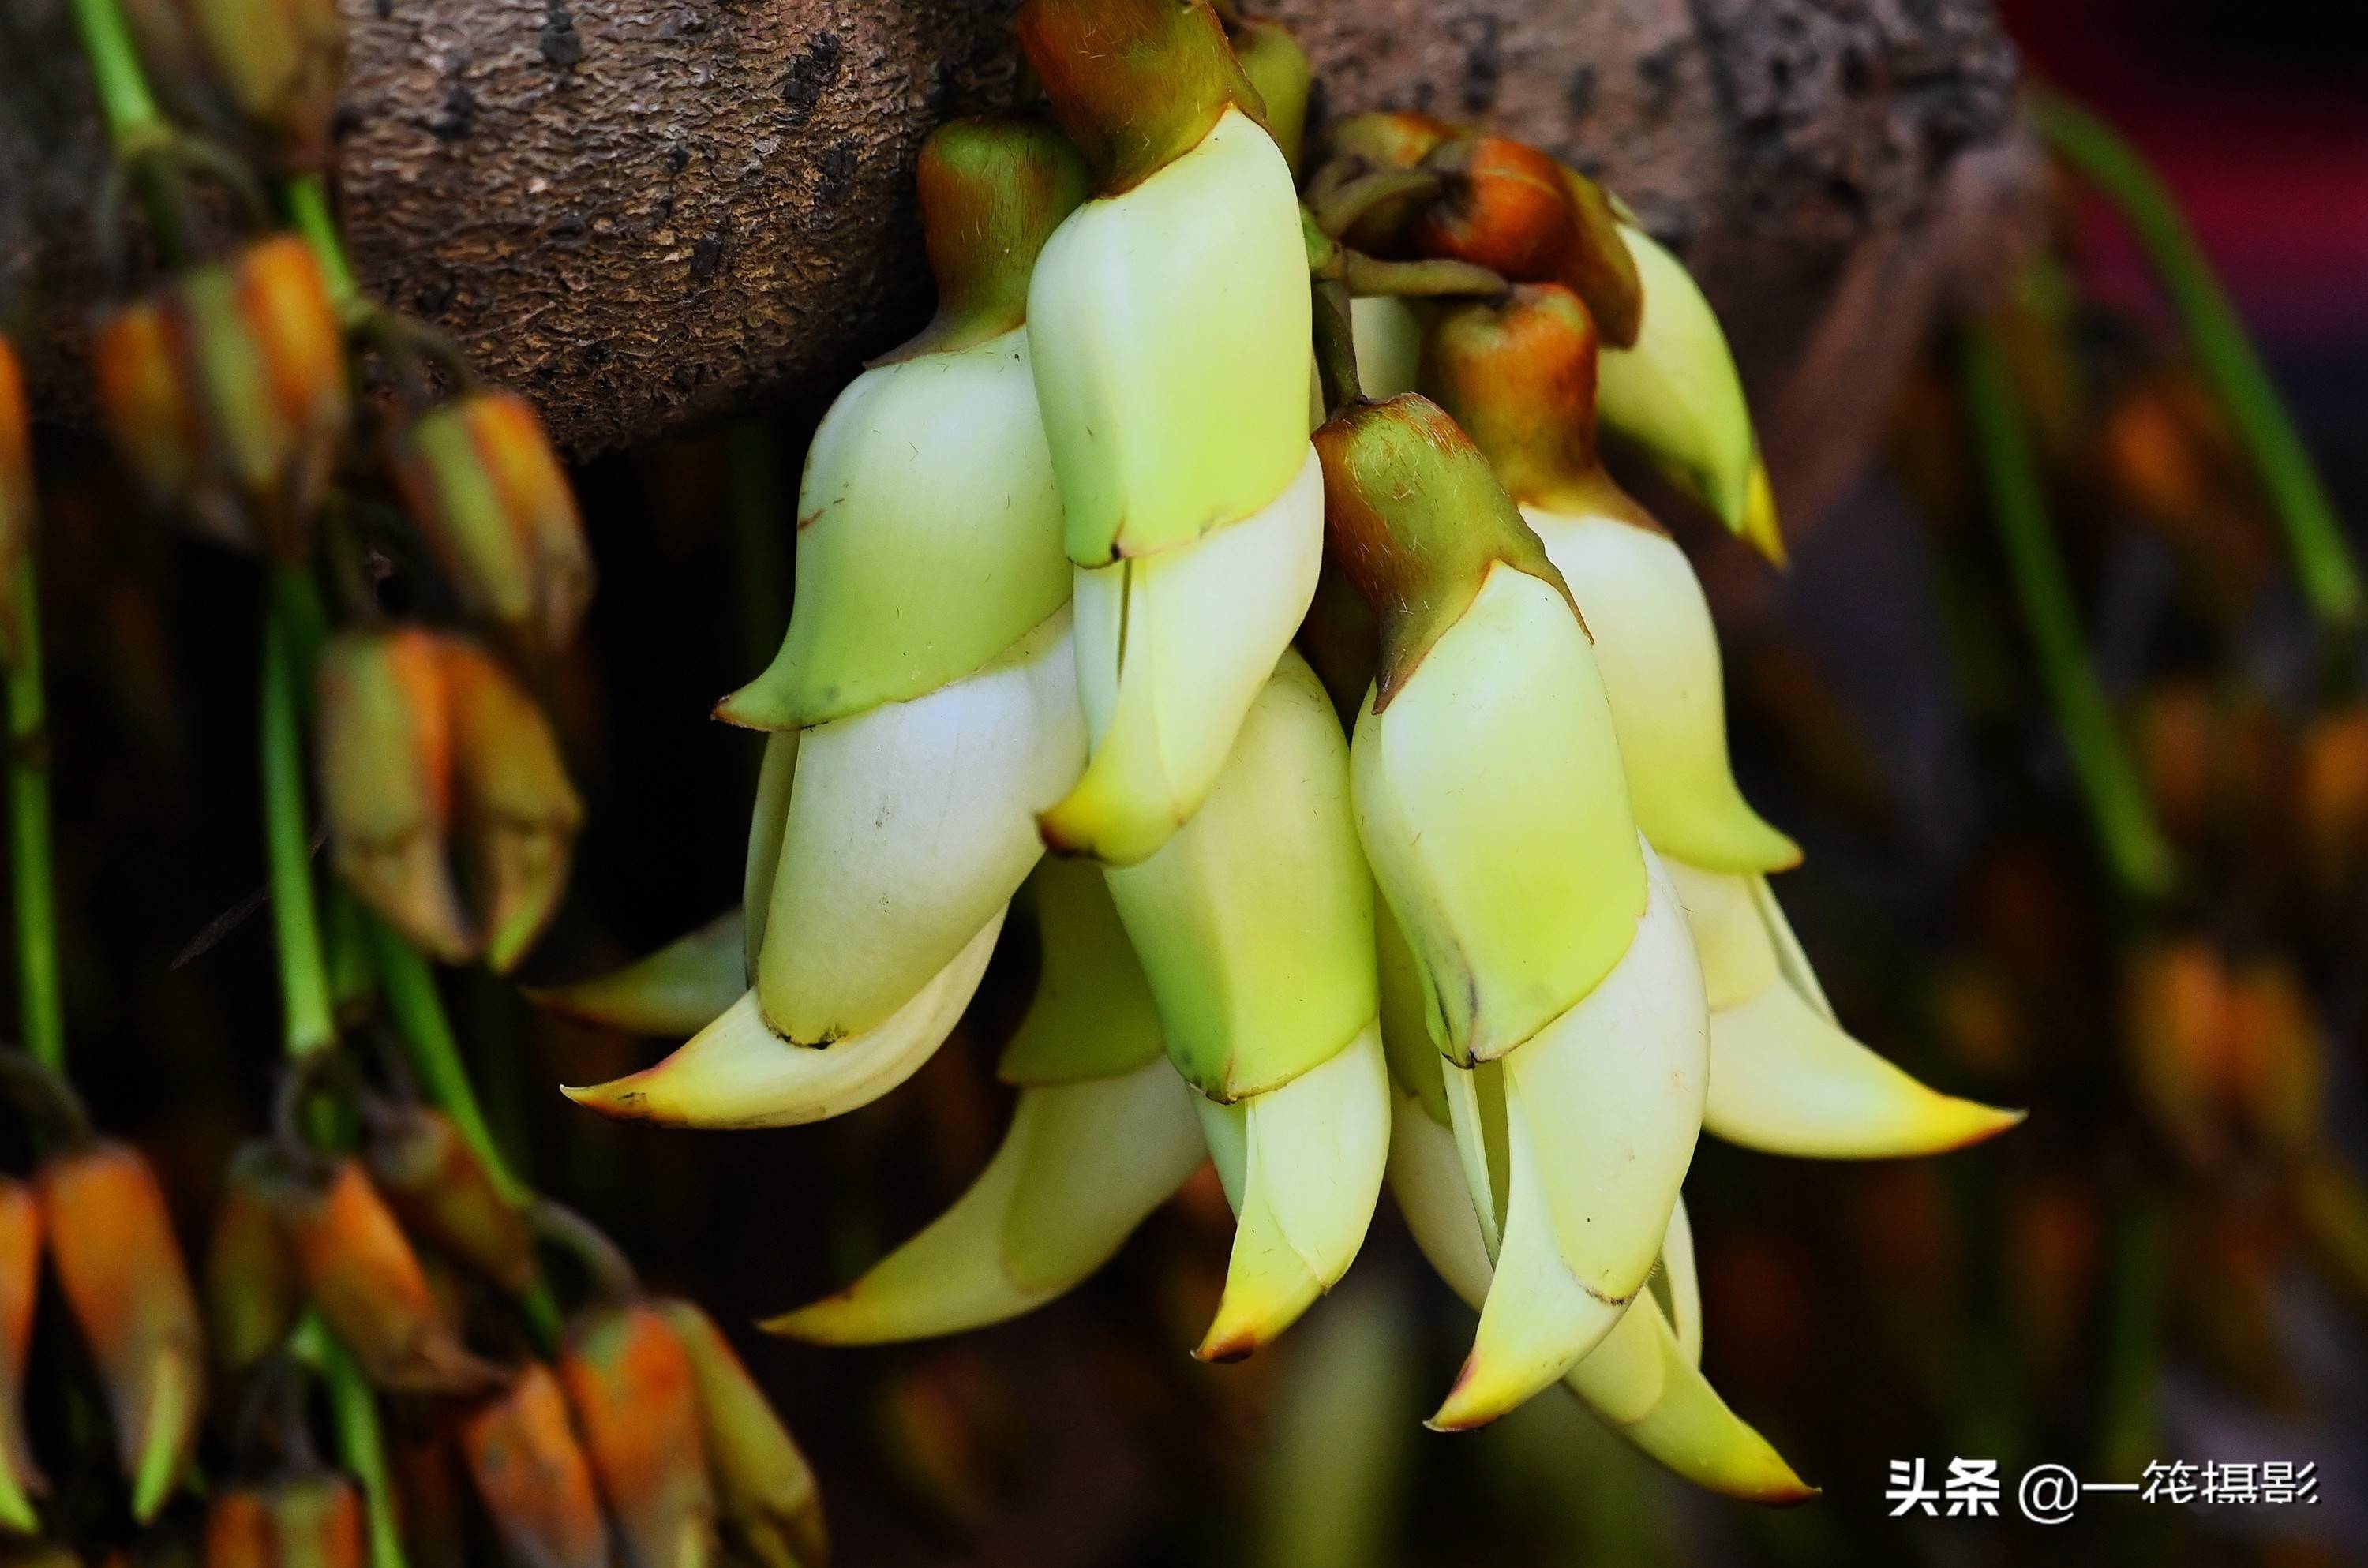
[281,174,364,319]
[2028,88,2363,633]
[2093,1198,2168,1480]
[65,0,167,154]
[1960,321,2179,902]
[7,563,63,1073]
[264,569,336,1056]
[369,918,562,1349]
[295,1319,407,1568]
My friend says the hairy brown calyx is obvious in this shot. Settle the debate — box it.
[1313,394,1575,710]
[879,116,1092,363]
[1014,0,1263,194]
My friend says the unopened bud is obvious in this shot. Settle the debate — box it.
[2225,958,2325,1163]
[316,627,470,962]
[0,1179,44,1535]
[389,391,591,659]
[460,1364,609,1568]
[1424,284,1628,513]
[36,1141,205,1522]
[1014,0,1254,193]
[282,1159,504,1394]
[206,1486,275,1568]
[654,1300,826,1568]
[366,1104,538,1297]
[204,1473,368,1568]
[92,236,347,558]
[118,0,347,172]
[1407,138,1642,347]
[203,1140,303,1373]
[2299,705,2368,900]
[437,640,582,973]
[560,1304,716,1568]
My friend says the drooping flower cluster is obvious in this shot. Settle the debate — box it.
[553,0,2020,1500]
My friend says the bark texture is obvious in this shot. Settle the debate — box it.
[2,0,2036,513]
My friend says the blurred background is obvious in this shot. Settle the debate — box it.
[13,2,2368,1564]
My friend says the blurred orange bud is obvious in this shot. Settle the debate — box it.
[0,1179,44,1534]
[2225,958,2325,1162]
[0,335,32,665]
[118,0,346,171]
[2123,938,2232,1171]
[205,1487,275,1568]
[267,1473,368,1568]
[390,391,592,659]
[654,1300,825,1568]
[203,1141,303,1374]
[1407,137,1641,346]
[366,1104,538,1297]
[36,1141,204,1523]
[92,236,347,557]
[460,1364,609,1568]
[316,627,470,962]
[2298,705,2368,900]
[437,640,583,973]
[282,1160,503,1394]
[2130,683,2288,854]
[560,1304,715,1568]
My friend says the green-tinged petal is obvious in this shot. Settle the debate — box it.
[530,909,747,1037]
[1661,1197,1702,1367]
[1527,506,1800,874]
[564,907,1005,1129]
[1433,845,1706,1428]
[769,1057,1202,1343]
[756,609,1081,1044]
[742,731,798,975]
[717,331,1071,730]
[1353,563,1646,1066]
[998,856,1167,1087]
[1376,902,1450,1128]
[1194,1022,1390,1361]
[1103,650,1377,1102]
[1665,860,2024,1158]
[1029,107,1311,563]
[1597,223,1764,548]
[1351,295,1423,402]
[1040,447,1323,866]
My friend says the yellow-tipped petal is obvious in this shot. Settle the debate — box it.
[529,909,746,1036]
[768,1057,1203,1343]
[1597,223,1758,537]
[1526,507,1800,876]
[564,908,1005,1129]
[1040,448,1324,866]
[1572,1295,1816,1504]
[1669,861,2022,1158]
[756,609,1081,1044]
[1193,1023,1390,1362]
[1739,454,1786,567]
[1434,846,1706,1428]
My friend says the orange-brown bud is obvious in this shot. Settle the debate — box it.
[653,1300,824,1568]
[282,1160,503,1394]
[460,1364,609,1568]
[1014,0,1257,193]
[316,627,469,961]
[2299,705,2368,900]
[92,236,347,558]
[203,1141,303,1374]
[0,1180,44,1534]
[118,0,347,172]
[2123,939,2231,1171]
[560,1304,715,1568]
[366,1105,538,1297]
[205,1487,275,1568]
[36,1141,205,1523]
[2224,957,2325,1163]
[388,391,591,660]
[1405,138,1643,346]
[886,118,1092,362]
[268,1473,369,1568]
[437,641,583,974]
[0,335,32,665]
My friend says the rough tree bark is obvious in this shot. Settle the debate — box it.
[1,0,2037,521]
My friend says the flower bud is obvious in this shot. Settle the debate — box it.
[36,1141,205,1523]
[560,1304,716,1568]
[460,1364,609,1568]
[366,1104,538,1297]
[1406,137,1642,347]
[438,640,583,973]
[203,1141,303,1374]
[1015,0,1254,193]
[118,0,347,172]
[316,627,470,962]
[91,236,347,558]
[389,391,591,659]
[0,1179,44,1535]
[0,335,32,665]
[654,1300,825,1568]
[2299,705,2368,900]
[281,1159,504,1394]
[206,1486,275,1568]
[268,1473,369,1568]
[1422,283,1609,510]
[2224,957,2325,1164]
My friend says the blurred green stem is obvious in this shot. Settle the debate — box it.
[282,174,363,318]
[2094,1199,2168,1479]
[298,1319,408,1568]
[65,0,166,152]
[264,567,335,1057]
[1960,321,2178,902]
[371,918,564,1349]
[2029,88,2362,634]
[8,563,64,1073]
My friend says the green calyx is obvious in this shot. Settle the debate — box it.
[1312,394,1572,710]
[1014,0,1261,193]
[881,116,1093,364]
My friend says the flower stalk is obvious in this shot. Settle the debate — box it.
[8,563,62,1075]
